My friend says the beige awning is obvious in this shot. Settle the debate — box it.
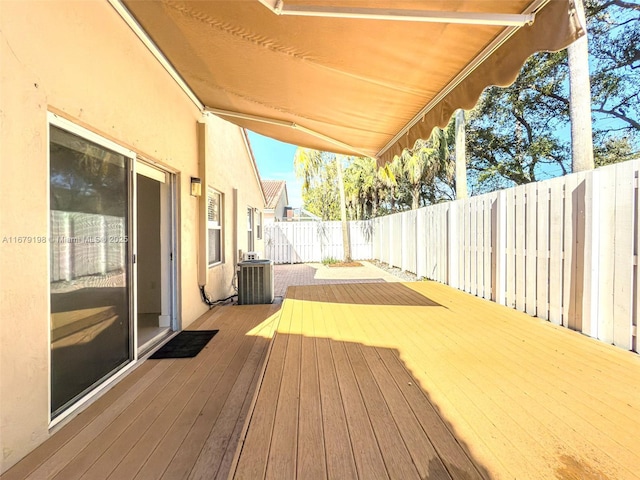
[121,0,583,164]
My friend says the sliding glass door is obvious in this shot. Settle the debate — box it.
[49,123,133,418]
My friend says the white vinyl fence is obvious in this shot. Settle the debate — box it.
[50,211,127,282]
[373,160,639,353]
[264,160,639,353]
[264,221,373,264]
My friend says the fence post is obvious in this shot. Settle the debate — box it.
[583,170,599,338]
[494,190,507,305]
[448,204,458,289]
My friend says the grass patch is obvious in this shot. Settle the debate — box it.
[322,257,340,266]
[322,257,364,267]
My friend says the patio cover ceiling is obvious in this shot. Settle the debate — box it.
[120,0,583,164]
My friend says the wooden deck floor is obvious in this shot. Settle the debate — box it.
[231,282,640,480]
[4,281,640,480]
[2,302,280,480]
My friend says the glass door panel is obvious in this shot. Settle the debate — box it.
[49,125,131,418]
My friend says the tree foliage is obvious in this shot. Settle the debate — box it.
[466,0,639,191]
[294,148,341,221]
[295,0,639,212]
[466,51,571,191]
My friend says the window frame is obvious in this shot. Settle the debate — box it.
[256,210,263,240]
[247,207,254,252]
[207,187,223,267]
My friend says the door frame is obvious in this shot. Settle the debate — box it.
[47,113,138,426]
[46,113,180,426]
[134,159,179,353]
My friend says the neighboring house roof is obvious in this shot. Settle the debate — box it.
[261,180,288,210]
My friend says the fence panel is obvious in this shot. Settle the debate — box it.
[525,183,538,316]
[548,177,565,325]
[439,203,450,284]
[612,161,636,350]
[464,199,472,293]
[483,194,495,300]
[471,196,480,296]
[381,216,391,265]
[504,189,516,308]
[349,221,374,260]
[514,185,526,312]
[562,172,584,329]
[265,220,374,264]
[416,209,427,279]
[403,210,417,273]
[536,185,550,321]
[636,168,640,353]
[265,160,638,353]
[50,211,125,282]
[390,214,402,268]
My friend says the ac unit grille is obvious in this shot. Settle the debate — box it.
[238,260,274,305]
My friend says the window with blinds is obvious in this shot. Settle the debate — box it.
[207,188,222,265]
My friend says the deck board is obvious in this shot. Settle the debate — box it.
[296,301,327,480]
[67,311,249,480]
[157,321,265,480]
[5,279,640,480]
[338,284,454,480]
[129,312,259,480]
[187,322,274,480]
[231,281,640,480]
[231,302,292,480]
[2,304,279,480]
[264,291,302,480]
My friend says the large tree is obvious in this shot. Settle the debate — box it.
[294,148,340,221]
[466,51,571,191]
[297,1,639,211]
[465,0,639,191]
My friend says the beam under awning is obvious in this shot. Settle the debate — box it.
[260,1,537,26]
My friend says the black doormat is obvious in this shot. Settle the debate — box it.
[149,330,219,359]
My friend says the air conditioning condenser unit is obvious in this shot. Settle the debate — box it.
[237,259,274,305]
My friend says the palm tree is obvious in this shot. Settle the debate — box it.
[334,155,351,262]
[344,156,381,219]
[294,148,351,262]
[376,162,397,213]
[294,147,324,193]
[392,133,453,210]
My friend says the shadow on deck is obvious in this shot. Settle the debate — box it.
[2,303,281,480]
[4,281,640,479]
[232,282,640,480]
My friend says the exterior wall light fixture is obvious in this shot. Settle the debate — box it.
[190,177,202,197]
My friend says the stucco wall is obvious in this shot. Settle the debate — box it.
[204,115,265,301]
[0,0,264,471]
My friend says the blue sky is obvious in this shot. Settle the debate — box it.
[247,131,303,207]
